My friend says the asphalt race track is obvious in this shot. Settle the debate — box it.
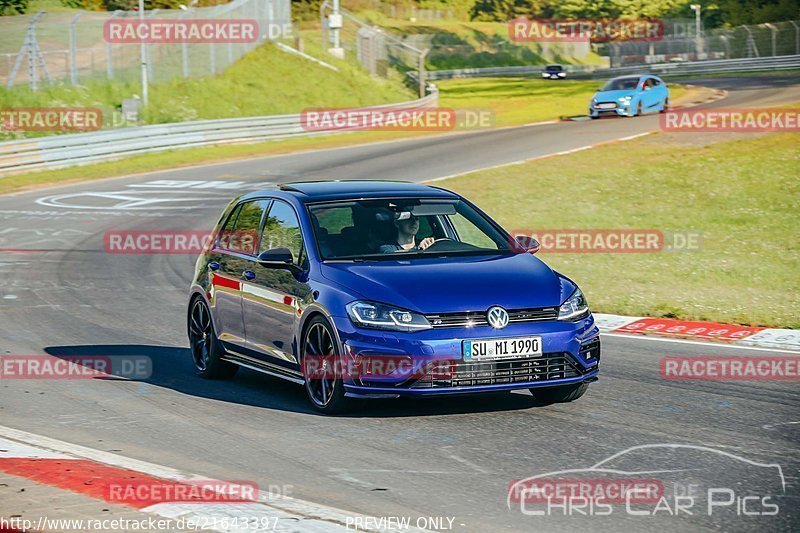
[1,76,799,532]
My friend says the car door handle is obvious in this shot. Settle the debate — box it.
[209,262,220,271]
[242,270,256,280]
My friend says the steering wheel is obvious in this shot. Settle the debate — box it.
[421,237,454,251]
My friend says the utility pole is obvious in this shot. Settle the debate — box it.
[418,49,428,98]
[332,0,340,50]
[690,4,702,59]
[327,0,344,58]
[138,0,149,106]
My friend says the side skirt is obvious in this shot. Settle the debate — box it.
[222,350,305,385]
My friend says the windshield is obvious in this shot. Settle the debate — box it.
[546,65,563,71]
[308,198,518,260]
[601,77,640,91]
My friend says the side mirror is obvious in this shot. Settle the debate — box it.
[257,247,295,269]
[515,235,540,254]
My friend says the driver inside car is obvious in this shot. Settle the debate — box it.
[378,212,436,253]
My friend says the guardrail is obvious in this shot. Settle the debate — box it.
[0,92,438,176]
[599,54,800,77]
[422,55,800,81]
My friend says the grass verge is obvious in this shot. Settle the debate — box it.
[0,42,412,136]
[366,19,608,69]
[0,77,688,195]
[438,132,800,328]
[437,77,687,127]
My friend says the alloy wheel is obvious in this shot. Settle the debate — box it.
[303,322,337,407]
[189,299,212,371]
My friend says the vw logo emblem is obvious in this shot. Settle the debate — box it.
[486,306,509,329]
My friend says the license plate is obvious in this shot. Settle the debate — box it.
[597,103,616,109]
[463,336,542,361]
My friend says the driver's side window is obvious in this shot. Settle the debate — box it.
[260,200,304,266]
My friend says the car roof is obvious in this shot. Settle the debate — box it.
[610,74,645,81]
[610,74,661,81]
[244,180,459,203]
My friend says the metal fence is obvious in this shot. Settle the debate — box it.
[320,4,425,77]
[0,0,291,89]
[608,19,800,65]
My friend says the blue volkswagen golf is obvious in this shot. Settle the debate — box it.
[188,181,600,413]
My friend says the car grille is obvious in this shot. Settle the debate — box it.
[595,102,618,109]
[409,354,581,388]
[426,307,558,328]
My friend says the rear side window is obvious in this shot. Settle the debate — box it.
[219,200,269,255]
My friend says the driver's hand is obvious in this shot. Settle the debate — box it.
[418,237,436,250]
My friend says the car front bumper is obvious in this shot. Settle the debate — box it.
[331,314,600,397]
[590,102,633,117]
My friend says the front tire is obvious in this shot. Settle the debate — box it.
[530,382,588,404]
[302,316,348,414]
[660,98,669,113]
[188,297,238,379]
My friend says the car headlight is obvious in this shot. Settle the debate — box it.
[558,289,590,321]
[542,73,548,78]
[619,96,632,104]
[591,98,598,105]
[558,72,565,77]
[346,301,432,332]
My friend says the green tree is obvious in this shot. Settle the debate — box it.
[716,0,800,26]
[0,0,28,15]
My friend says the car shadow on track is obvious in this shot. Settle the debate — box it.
[44,344,551,418]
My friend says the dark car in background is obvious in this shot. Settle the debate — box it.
[542,64,566,79]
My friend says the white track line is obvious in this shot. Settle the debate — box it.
[425,132,653,183]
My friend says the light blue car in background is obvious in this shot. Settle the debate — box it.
[589,74,670,118]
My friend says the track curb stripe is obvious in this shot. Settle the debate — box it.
[594,313,798,351]
[0,428,431,533]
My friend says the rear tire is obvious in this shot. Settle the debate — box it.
[188,297,238,380]
[302,316,348,414]
[530,383,588,404]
